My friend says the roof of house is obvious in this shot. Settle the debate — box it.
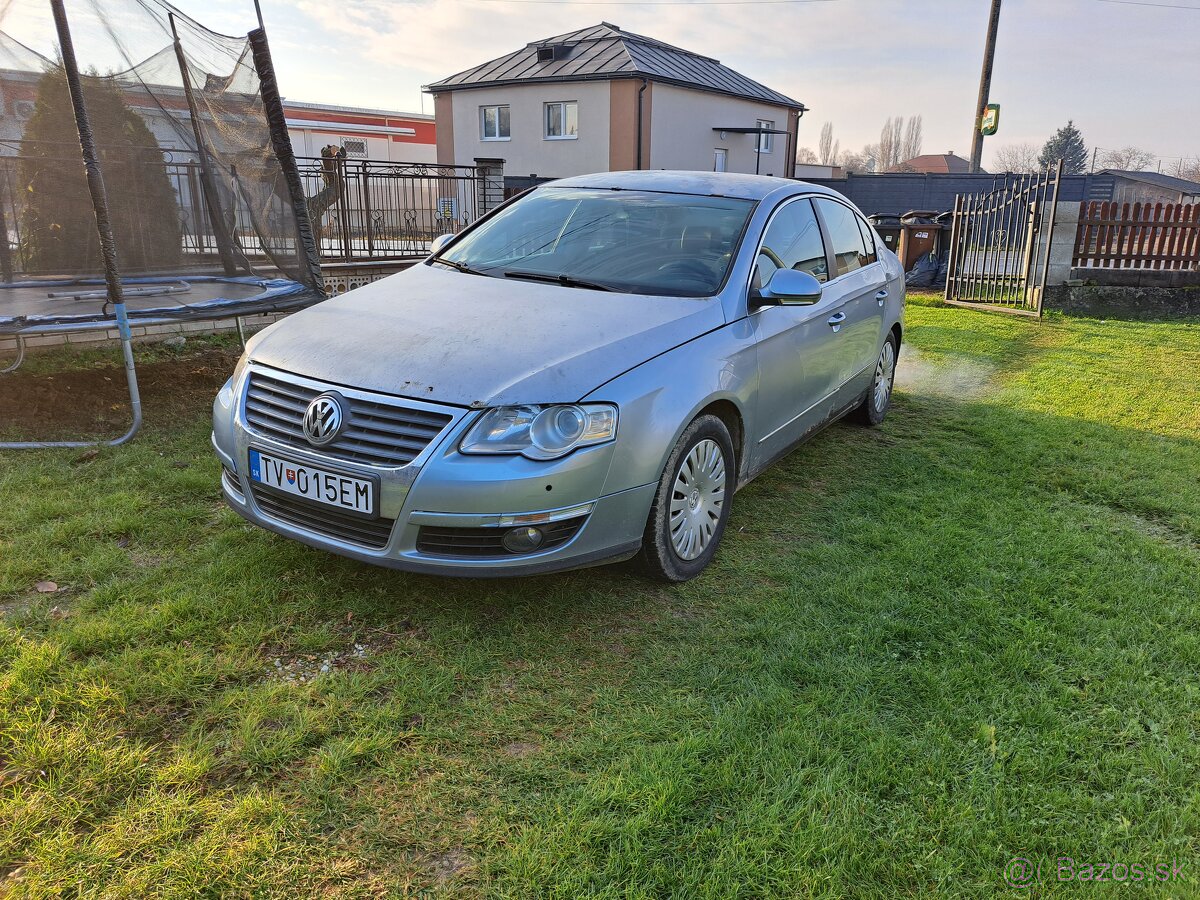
[425,23,804,110]
[1098,169,1200,195]
[898,153,974,174]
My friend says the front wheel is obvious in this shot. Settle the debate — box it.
[638,415,735,583]
[852,333,898,426]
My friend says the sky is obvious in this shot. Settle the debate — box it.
[57,0,1200,170]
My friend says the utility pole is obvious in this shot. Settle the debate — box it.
[969,0,1002,173]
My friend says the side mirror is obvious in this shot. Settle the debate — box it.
[753,268,823,307]
[429,233,456,256]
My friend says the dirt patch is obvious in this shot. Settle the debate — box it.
[502,741,541,758]
[425,847,473,887]
[263,640,377,685]
[0,345,241,439]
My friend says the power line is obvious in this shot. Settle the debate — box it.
[1094,0,1200,10]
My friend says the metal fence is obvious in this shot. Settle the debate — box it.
[1074,201,1200,270]
[297,158,483,262]
[0,150,485,278]
[944,162,1063,315]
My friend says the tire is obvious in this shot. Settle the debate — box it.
[638,414,735,583]
[851,332,899,426]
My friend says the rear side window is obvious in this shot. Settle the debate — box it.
[857,216,878,265]
[756,198,828,289]
[815,198,872,277]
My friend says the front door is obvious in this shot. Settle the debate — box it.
[713,149,728,172]
[749,197,846,467]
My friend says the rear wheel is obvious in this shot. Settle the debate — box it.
[852,333,898,426]
[638,415,735,583]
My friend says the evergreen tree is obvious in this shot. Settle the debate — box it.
[20,67,181,273]
[1038,121,1089,175]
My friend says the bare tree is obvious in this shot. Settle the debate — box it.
[818,122,839,166]
[877,117,905,172]
[993,142,1041,173]
[838,149,870,174]
[795,146,818,165]
[861,143,881,172]
[1176,157,1200,181]
[1097,146,1156,171]
[901,115,923,163]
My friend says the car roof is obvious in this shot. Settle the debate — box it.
[543,170,840,202]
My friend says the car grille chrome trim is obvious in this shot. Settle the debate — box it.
[249,484,395,550]
[415,517,586,558]
[244,370,454,468]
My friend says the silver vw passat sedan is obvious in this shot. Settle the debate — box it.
[213,171,904,581]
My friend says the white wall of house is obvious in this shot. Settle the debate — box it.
[448,81,611,177]
[286,126,437,164]
[648,84,792,176]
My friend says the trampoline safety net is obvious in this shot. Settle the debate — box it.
[0,0,325,336]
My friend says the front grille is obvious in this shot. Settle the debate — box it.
[250,485,395,550]
[416,517,586,558]
[244,371,453,468]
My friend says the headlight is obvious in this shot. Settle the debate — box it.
[231,352,250,386]
[460,404,617,460]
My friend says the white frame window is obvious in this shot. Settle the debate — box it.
[544,101,578,140]
[480,105,510,141]
[341,138,368,159]
[756,119,774,154]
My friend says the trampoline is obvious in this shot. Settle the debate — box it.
[0,0,326,447]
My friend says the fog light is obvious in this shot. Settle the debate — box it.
[502,526,544,554]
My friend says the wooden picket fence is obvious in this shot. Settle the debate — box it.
[1074,201,1200,270]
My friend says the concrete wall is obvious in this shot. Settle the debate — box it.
[442,81,611,178]
[647,83,793,176]
[1030,202,1080,288]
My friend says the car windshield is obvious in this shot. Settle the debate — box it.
[435,187,756,297]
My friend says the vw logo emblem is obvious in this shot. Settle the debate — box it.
[302,392,346,446]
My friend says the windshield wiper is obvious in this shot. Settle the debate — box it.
[430,258,484,276]
[503,270,613,292]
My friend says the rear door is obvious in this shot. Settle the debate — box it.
[811,198,889,394]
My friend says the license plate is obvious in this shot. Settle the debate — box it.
[248,448,376,516]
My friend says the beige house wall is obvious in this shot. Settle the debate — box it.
[442,81,611,177]
[647,83,794,176]
[608,79,651,172]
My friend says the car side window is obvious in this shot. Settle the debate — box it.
[814,198,871,277]
[755,199,828,290]
[856,215,878,265]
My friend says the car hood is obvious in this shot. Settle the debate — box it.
[246,264,726,407]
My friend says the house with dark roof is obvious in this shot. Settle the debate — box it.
[424,23,806,179]
[1100,169,1200,205]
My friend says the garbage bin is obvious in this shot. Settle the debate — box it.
[868,214,902,258]
[897,210,943,272]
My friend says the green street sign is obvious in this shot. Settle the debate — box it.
[981,103,1001,136]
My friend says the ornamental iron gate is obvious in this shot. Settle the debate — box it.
[944,161,1063,315]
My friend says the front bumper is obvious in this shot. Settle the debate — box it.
[213,366,653,577]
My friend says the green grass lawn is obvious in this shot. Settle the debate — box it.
[2,300,1199,897]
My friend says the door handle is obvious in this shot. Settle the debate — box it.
[875,289,889,306]
[827,312,846,332]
